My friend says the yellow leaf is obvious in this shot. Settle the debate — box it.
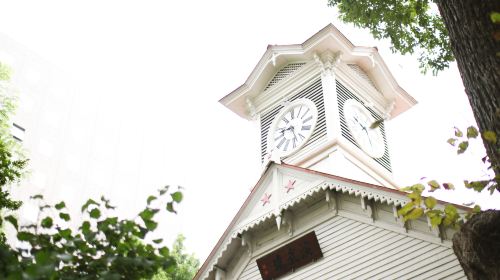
[427,180,440,191]
[424,196,437,209]
[398,202,414,216]
[370,119,384,129]
[466,126,478,138]
[483,131,497,144]
[404,207,424,221]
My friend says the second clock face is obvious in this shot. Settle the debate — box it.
[268,99,318,157]
[343,99,385,158]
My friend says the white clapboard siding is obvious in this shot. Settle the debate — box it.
[238,216,466,280]
[238,261,260,280]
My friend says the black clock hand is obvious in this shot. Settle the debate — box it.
[362,127,373,147]
[291,129,299,141]
[353,116,366,130]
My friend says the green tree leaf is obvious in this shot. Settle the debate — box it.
[159,185,170,195]
[166,202,176,214]
[491,12,500,23]
[144,220,158,231]
[59,228,72,239]
[457,141,469,154]
[89,208,101,219]
[147,195,157,205]
[81,199,99,212]
[17,231,34,241]
[55,201,66,210]
[41,217,53,228]
[171,191,183,203]
[464,180,488,192]
[4,215,18,230]
[59,212,71,221]
[30,194,44,200]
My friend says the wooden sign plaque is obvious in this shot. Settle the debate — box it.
[256,231,323,280]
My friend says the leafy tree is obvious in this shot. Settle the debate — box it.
[0,187,183,279]
[327,1,500,278]
[152,234,200,280]
[0,62,28,244]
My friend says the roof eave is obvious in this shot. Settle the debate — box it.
[219,23,416,120]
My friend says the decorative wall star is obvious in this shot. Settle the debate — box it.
[261,193,272,206]
[285,180,296,193]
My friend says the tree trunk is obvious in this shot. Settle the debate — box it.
[436,1,500,278]
[436,0,500,176]
[452,210,500,280]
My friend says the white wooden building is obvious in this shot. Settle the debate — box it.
[194,24,467,280]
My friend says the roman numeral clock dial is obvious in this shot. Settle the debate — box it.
[268,99,318,157]
[343,99,386,158]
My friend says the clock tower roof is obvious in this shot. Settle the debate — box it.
[220,24,416,120]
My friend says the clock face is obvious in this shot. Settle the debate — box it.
[343,99,385,158]
[268,99,318,157]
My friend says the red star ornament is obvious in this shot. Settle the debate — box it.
[261,193,272,206]
[285,180,296,193]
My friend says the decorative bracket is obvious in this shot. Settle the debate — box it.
[393,205,408,232]
[241,232,254,256]
[383,100,396,120]
[245,97,257,120]
[282,210,294,236]
[360,197,374,221]
[368,53,375,68]
[214,265,226,280]
[426,216,443,241]
[275,210,294,236]
[271,52,278,67]
[314,51,342,77]
[325,189,338,214]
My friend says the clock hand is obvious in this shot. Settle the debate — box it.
[291,129,299,141]
[362,127,373,147]
[353,116,366,130]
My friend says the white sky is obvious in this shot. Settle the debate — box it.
[0,0,497,262]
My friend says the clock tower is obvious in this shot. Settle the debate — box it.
[196,24,467,280]
[220,24,416,189]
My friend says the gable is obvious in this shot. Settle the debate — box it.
[195,163,466,280]
[234,164,325,234]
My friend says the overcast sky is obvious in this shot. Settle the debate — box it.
[0,0,497,261]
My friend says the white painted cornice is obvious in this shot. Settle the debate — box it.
[219,23,417,121]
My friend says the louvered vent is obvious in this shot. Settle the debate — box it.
[260,78,326,161]
[347,64,377,90]
[337,81,392,172]
[264,63,306,91]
